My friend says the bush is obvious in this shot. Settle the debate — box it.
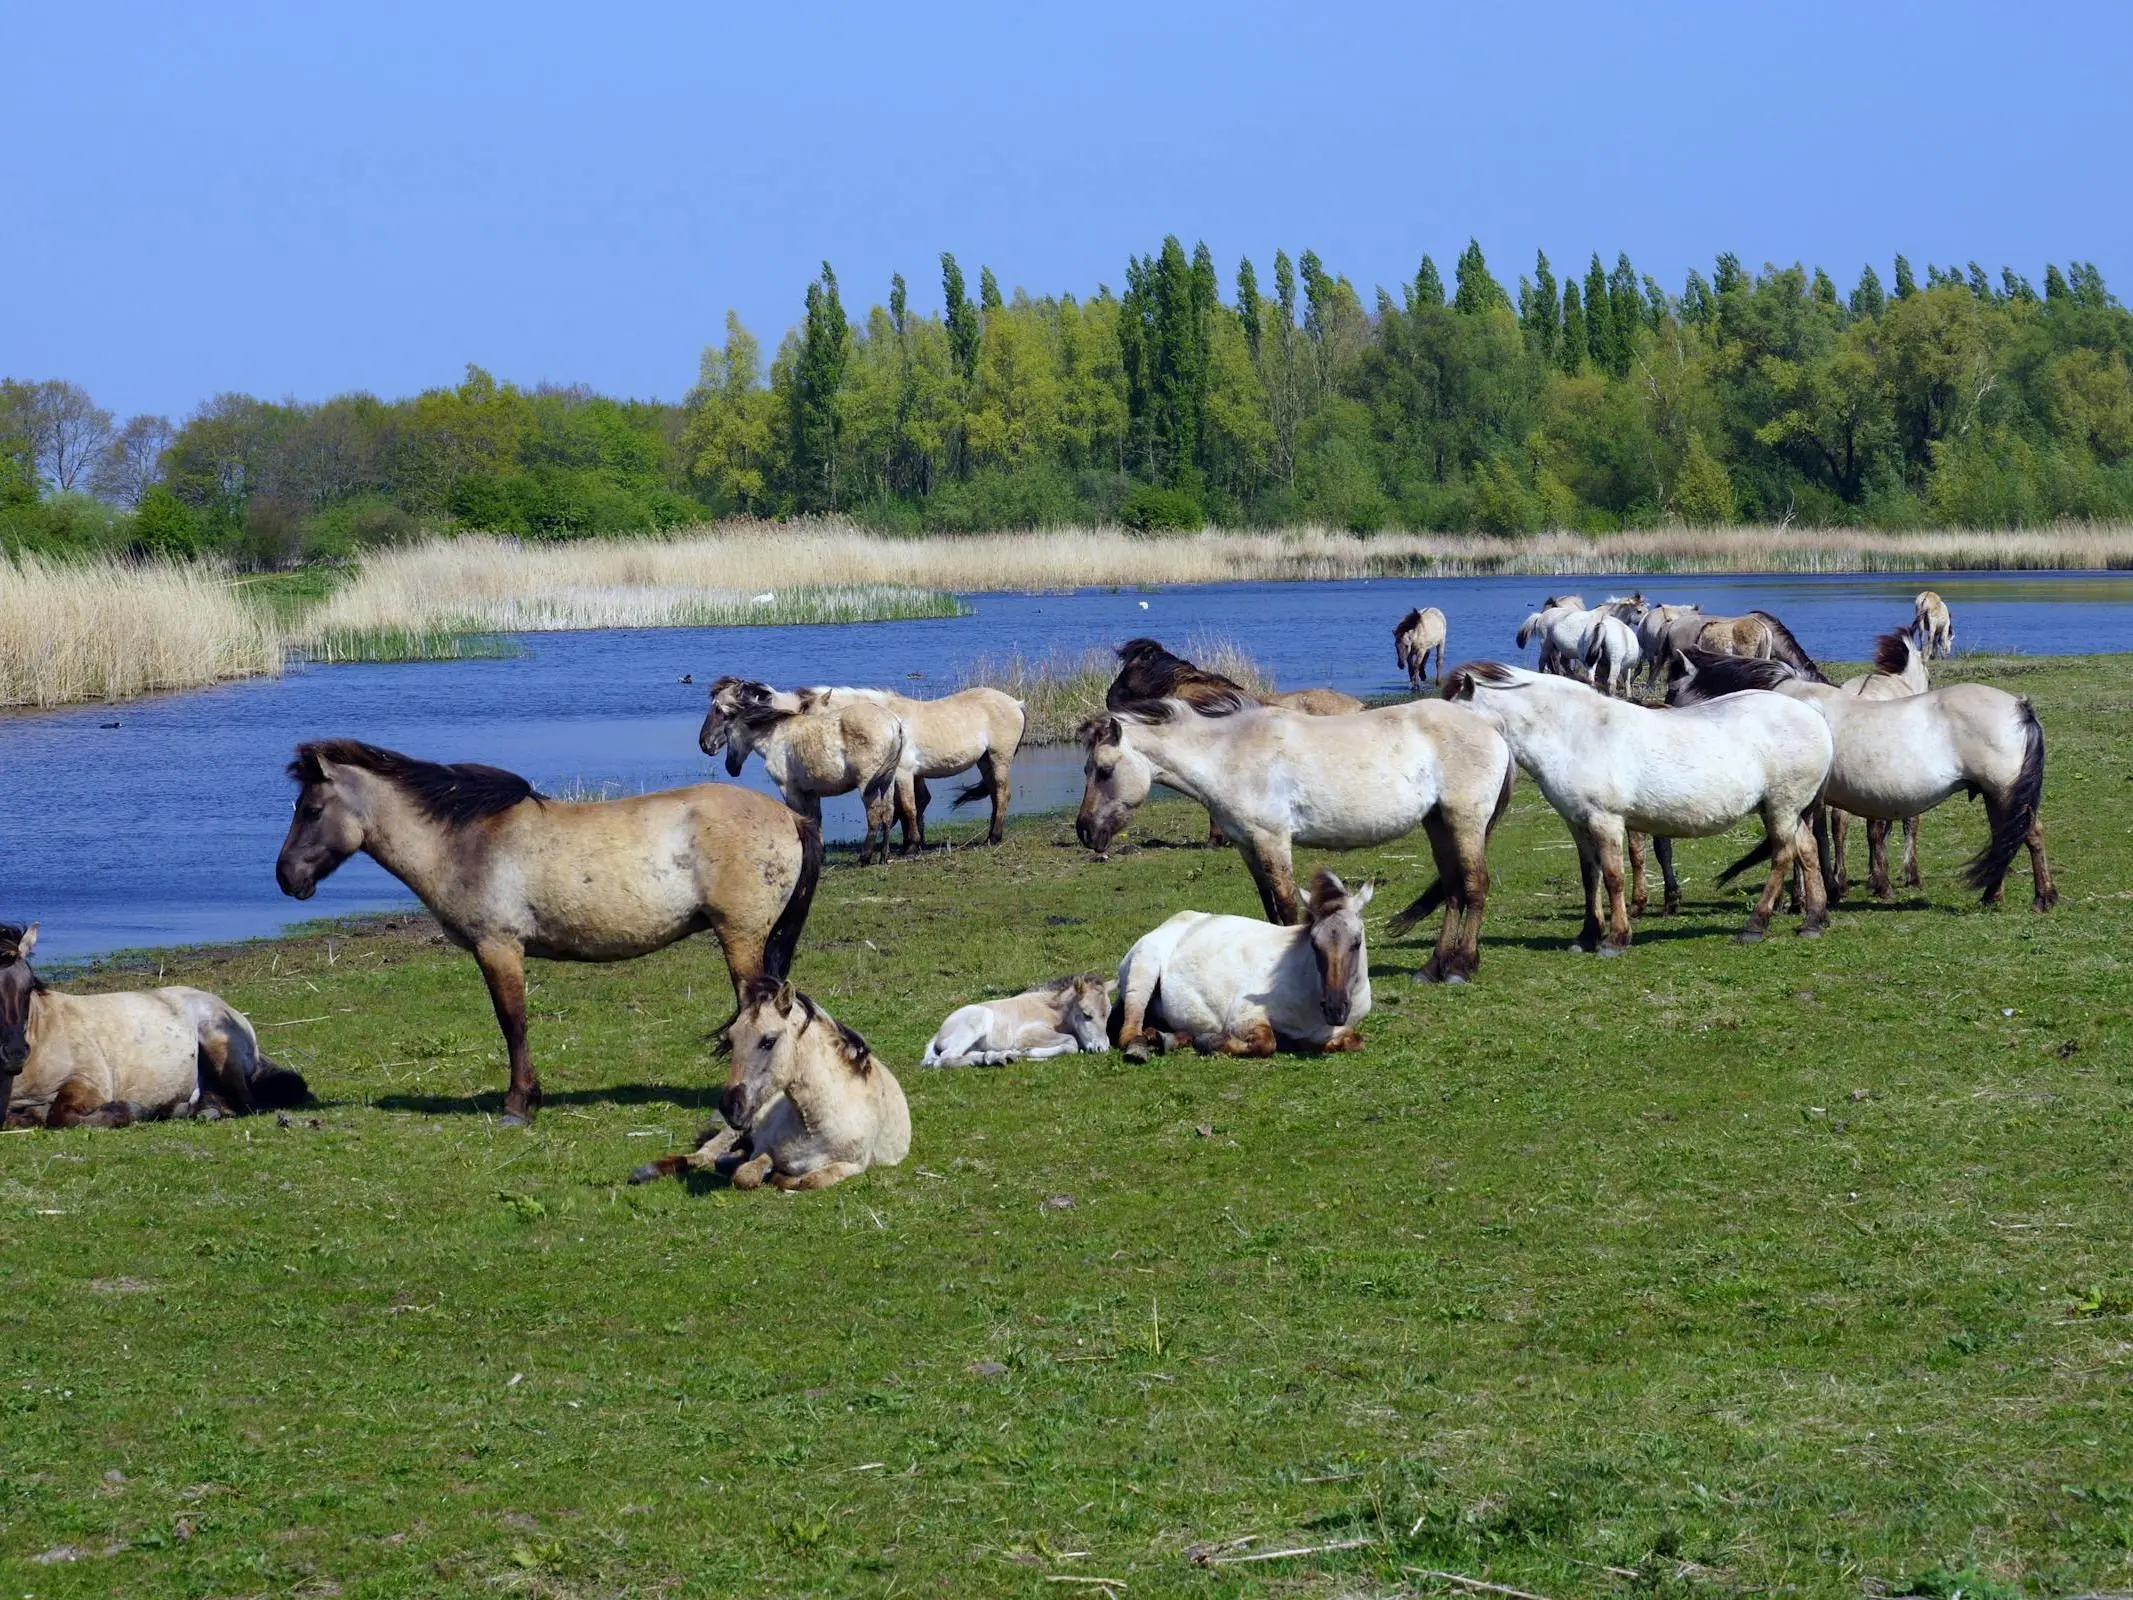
[238,497,306,568]
[129,486,201,559]
[1119,483,1203,533]
[926,465,1089,532]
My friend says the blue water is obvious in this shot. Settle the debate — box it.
[5,570,2128,962]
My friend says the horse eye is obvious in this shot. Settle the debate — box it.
[757,1037,773,1052]
[302,803,324,821]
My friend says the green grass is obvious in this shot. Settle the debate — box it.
[6,655,2132,1598]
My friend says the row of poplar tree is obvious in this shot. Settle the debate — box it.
[6,240,2130,560]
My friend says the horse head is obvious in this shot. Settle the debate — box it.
[1305,872,1374,1026]
[720,977,872,1131]
[700,675,773,771]
[277,746,371,901]
[1059,975,1113,1053]
[1075,714,1153,855]
[0,924,39,1094]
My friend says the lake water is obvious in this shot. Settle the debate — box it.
[7,571,2130,963]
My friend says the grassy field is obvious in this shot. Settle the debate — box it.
[5,654,2131,1599]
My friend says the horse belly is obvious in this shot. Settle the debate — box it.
[1827,746,1961,820]
[522,834,709,961]
[32,996,199,1111]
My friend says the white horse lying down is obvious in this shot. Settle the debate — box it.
[1670,646,2057,913]
[921,973,1112,1067]
[630,979,908,1191]
[0,924,310,1127]
[1446,662,1833,950]
[1112,871,1374,1061]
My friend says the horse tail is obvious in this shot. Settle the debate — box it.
[1517,613,1541,649]
[1751,611,1828,683]
[951,776,991,809]
[1715,835,1773,887]
[764,815,824,980]
[1963,698,2044,900]
[1384,878,1445,937]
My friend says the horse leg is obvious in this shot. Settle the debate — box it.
[1572,831,1605,953]
[1828,809,1853,900]
[1317,1026,1366,1053]
[475,939,539,1126]
[1740,809,1796,944]
[1114,965,1164,1065]
[729,1150,776,1189]
[912,775,932,846]
[1654,836,1680,915]
[773,1160,867,1191]
[1628,832,1649,917]
[1596,823,1632,953]
[893,773,922,853]
[979,753,1009,846]
[859,775,897,866]
[1239,836,1300,924]
[1796,812,1830,937]
[1432,644,1444,687]
[1902,816,1922,886]
[2027,814,2058,912]
[1209,1020,1277,1057]
[1866,818,1895,899]
[45,1078,115,1129]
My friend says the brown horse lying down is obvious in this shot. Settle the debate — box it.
[1108,639,1364,845]
[0,924,309,1128]
[629,979,909,1191]
[276,741,822,1125]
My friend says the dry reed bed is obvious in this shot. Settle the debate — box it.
[0,555,280,708]
[296,535,966,653]
[957,636,1275,744]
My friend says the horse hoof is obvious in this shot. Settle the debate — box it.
[1797,923,1826,940]
[498,1110,535,1128]
[627,1162,663,1185]
[1735,927,1767,945]
[1596,942,1629,958]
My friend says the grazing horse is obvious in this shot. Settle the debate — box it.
[1914,590,1955,658]
[1446,661,1833,950]
[1077,677,1511,982]
[275,740,822,1125]
[629,979,909,1191]
[1112,870,1374,1060]
[0,923,309,1128]
[1669,649,2057,913]
[699,676,905,864]
[1107,639,1364,847]
[1831,631,1933,894]
[921,973,1112,1067]
[1393,606,1449,692]
[1634,603,1708,679]
[794,685,1025,849]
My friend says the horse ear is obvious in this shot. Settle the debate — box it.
[16,924,35,959]
[1353,881,1375,910]
[773,980,796,1015]
[311,755,337,783]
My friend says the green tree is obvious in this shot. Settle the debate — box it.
[942,253,981,382]
[789,262,850,512]
[1452,239,1510,316]
[682,311,777,513]
[979,266,1003,314]
[1560,279,1587,375]
[1411,255,1445,310]
[1520,251,1559,364]
[1849,265,1886,321]
[1893,254,1918,300]
[1583,255,1614,374]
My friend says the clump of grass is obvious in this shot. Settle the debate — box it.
[0,552,281,707]
[957,632,1276,743]
[296,535,968,652]
[298,627,523,665]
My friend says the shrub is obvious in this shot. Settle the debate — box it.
[129,486,201,559]
[1119,483,1203,533]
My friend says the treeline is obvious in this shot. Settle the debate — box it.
[6,243,2131,562]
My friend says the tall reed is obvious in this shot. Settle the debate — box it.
[955,634,1276,744]
[0,554,280,708]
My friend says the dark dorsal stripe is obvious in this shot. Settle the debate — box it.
[289,739,541,827]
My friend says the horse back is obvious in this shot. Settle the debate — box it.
[15,988,201,1112]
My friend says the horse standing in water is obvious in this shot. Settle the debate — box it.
[0,923,308,1128]
[1393,606,1449,692]
[1913,591,1955,658]
[275,741,822,1125]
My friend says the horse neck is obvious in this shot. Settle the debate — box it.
[1121,718,1227,804]
[347,770,462,892]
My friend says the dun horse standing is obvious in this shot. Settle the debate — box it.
[792,684,1024,849]
[0,923,309,1128]
[1393,606,1449,692]
[275,740,822,1125]
[1913,590,1955,658]
[699,677,905,864]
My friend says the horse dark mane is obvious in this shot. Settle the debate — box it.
[1666,651,1798,704]
[707,676,797,734]
[1872,631,1916,676]
[1105,638,1255,722]
[0,924,46,992]
[1749,610,1829,682]
[1393,608,1424,635]
[1441,660,1520,701]
[1033,970,1108,996]
[288,740,542,827]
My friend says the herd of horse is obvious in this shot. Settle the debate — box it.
[0,585,2050,1193]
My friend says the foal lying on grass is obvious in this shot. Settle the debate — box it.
[0,923,309,1128]
[631,979,909,1192]
[921,973,1112,1067]
[1111,870,1374,1061]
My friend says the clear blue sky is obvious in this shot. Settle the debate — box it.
[10,0,2131,421]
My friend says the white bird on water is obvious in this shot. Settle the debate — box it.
[752,592,775,604]
[1137,600,1149,609]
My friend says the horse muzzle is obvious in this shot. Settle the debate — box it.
[1075,810,1123,854]
[719,1084,753,1130]
[698,717,726,759]
[1321,990,1353,1027]
[276,859,318,901]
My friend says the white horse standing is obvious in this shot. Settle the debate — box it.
[1913,591,1955,658]
[1831,631,1933,895]
[1113,871,1374,1060]
[1581,614,1644,696]
[1446,662,1833,950]
[921,974,1112,1067]
[1519,595,1643,682]
[1670,648,2056,913]
[1076,691,1511,982]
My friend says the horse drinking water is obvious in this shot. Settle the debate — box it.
[275,740,822,1125]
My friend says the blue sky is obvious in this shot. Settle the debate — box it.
[10,0,2131,420]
